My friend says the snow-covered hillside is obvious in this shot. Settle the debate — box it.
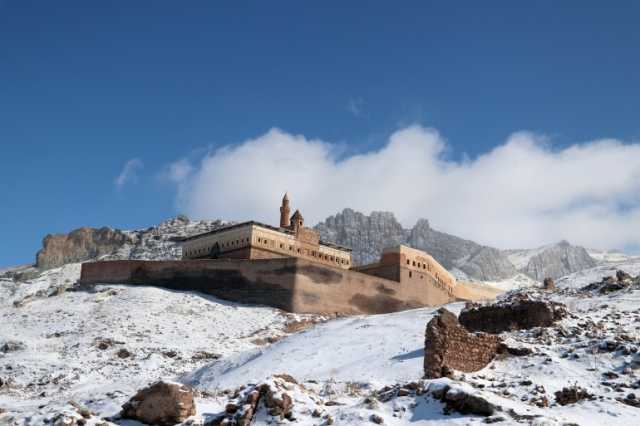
[588,249,640,264]
[0,266,318,424]
[2,259,640,425]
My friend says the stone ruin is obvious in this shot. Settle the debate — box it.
[458,296,567,334]
[424,308,501,379]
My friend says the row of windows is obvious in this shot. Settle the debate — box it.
[185,236,250,257]
[257,236,350,265]
[184,235,350,266]
[407,259,433,271]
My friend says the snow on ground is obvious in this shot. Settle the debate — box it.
[556,259,640,289]
[185,304,467,391]
[0,266,311,424]
[476,273,539,292]
[3,259,640,425]
[588,249,640,264]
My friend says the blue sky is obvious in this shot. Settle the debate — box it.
[1,1,640,267]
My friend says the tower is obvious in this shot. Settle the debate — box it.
[290,209,304,233]
[280,192,291,228]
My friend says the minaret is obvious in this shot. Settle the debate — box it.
[290,209,304,233]
[280,192,291,228]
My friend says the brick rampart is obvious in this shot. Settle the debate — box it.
[79,258,457,315]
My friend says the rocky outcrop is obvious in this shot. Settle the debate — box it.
[424,308,501,379]
[554,386,594,405]
[581,270,640,294]
[459,297,568,334]
[34,216,228,271]
[452,246,517,281]
[316,209,516,280]
[519,241,596,281]
[121,381,196,425]
[315,209,406,266]
[36,227,133,270]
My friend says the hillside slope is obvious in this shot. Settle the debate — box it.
[3,259,640,424]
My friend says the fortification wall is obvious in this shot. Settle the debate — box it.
[79,258,457,315]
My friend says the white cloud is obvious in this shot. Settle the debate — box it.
[170,126,640,251]
[114,158,143,190]
[161,158,193,183]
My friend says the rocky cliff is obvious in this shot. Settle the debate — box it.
[512,241,597,280]
[35,216,227,270]
[315,209,517,280]
[36,227,134,270]
[315,209,598,282]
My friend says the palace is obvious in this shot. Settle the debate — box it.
[181,194,352,269]
[79,193,498,314]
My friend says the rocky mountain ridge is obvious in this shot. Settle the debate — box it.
[316,208,597,281]
[29,209,597,283]
[34,216,228,271]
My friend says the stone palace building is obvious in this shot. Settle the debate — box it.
[80,194,496,314]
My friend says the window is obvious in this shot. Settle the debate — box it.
[289,245,293,250]
[406,259,410,265]
[409,271,412,278]
[412,261,416,266]
[280,243,284,249]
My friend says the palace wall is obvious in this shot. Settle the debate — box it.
[79,257,457,315]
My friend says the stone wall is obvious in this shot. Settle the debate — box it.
[424,308,500,378]
[79,257,457,315]
[458,298,567,334]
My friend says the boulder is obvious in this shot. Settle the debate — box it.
[121,381,196,426]
[424,308,501,379]
[554,386,594,405]
[459,298,567,334]
[617,270,633,282]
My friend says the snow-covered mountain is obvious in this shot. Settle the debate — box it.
[3,258,640,424]
[315,209,517,281]
[316,209,601,282]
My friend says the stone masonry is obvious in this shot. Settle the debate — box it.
[458,297,567,334]
[424,308,501,379]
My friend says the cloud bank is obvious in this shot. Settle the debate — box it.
[169,126,640,251]
[115,158,143,190]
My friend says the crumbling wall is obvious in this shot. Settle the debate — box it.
[424,308,500,378]
[458,298,567,334]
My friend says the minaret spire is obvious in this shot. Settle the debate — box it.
[279,192,291,228]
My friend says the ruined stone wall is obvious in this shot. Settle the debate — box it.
[424,308,500,378]
[79,258,457,315]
